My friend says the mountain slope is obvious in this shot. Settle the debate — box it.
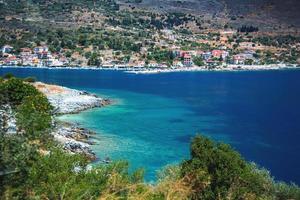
[118,0,300,28]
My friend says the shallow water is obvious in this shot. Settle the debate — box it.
[1,67,300,183]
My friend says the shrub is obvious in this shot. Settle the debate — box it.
[0,78,40,107]
[181,135,274,199]
[16,94,53,140]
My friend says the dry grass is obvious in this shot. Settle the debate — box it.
[33,82,67,95]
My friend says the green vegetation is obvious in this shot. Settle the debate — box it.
[0,77,40,107]
[16,94,53,140]
[193,56,205,66]
[147,49,174,64]
[1,77,300,199]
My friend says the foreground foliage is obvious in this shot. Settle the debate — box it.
[1,76,300,200]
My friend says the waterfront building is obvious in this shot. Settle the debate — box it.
[202,52,212,60]
[20,48,32,56]
[1,45,13,54]
[183,54,192,66]
[173,60,184,68]
[212,50,229,59]
[233,54,246,64]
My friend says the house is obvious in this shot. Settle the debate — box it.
[34,46,49,54]
[233,54,246,65]
[32,57,40,65]
[4,55,20,65]
[158,63,168,68]
[183,54,192,67]
[206,59,218,68]
[202,52,212,61]
[172,60,183,68]
[148,61,158,68]
[196,50,204,57]
[20,48,32,56]
[59,56,69,65]
[180,50,197,58]
[242,50,255,60]
[34,46,50,59]
[1,45,13,55]
[212,50,229,59]
[173,50,181,57]
[172,47,181,58]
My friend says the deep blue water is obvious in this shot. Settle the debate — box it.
[1,67,300,184]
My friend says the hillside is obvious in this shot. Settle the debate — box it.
[0,0,300,68]
[1,0,300,32]
[118,0,300,30]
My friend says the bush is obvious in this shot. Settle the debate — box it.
[181,135,274,199]
[16,94,53,140]
[0,78,40,107]
[193,56,205,66]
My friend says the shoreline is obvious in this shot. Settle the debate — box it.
[125,64,300,74]
[1,64,300,74]
[32,82,111,160]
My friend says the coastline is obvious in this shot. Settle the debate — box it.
[0,64,299,75]
[32,82,111,160]
[125,64,300,74]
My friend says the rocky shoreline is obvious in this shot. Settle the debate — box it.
[51,121,97,160]
[33,82,111,160]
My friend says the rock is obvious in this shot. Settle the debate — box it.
[32,82,111,115]
[31,82,111,161]
[64,141,96,160]
[52,122,98,161]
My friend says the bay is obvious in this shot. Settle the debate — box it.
[1,67,299,184]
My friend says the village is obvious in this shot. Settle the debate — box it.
[0,28,299,71]
[0,45,69,67]
[0,44,278,69]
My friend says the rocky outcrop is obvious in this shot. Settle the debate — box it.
[1,82,110,161]
[32,82,112,160]
[32,82,111,115]
[51,122,97,160]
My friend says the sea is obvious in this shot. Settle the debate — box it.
[1,67,300,184]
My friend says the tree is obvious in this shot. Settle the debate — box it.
[193,56,204,66]
[181,135,274,199]
[0,78,40,107]
[88,52,101,66]
[16,94,53,140]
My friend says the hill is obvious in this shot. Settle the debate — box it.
[118,0,300,30]
[0,0,300,32]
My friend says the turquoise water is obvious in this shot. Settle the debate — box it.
[59,89,231,180]
[1,68,300,183]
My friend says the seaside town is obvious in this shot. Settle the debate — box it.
[1,28,300,72]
